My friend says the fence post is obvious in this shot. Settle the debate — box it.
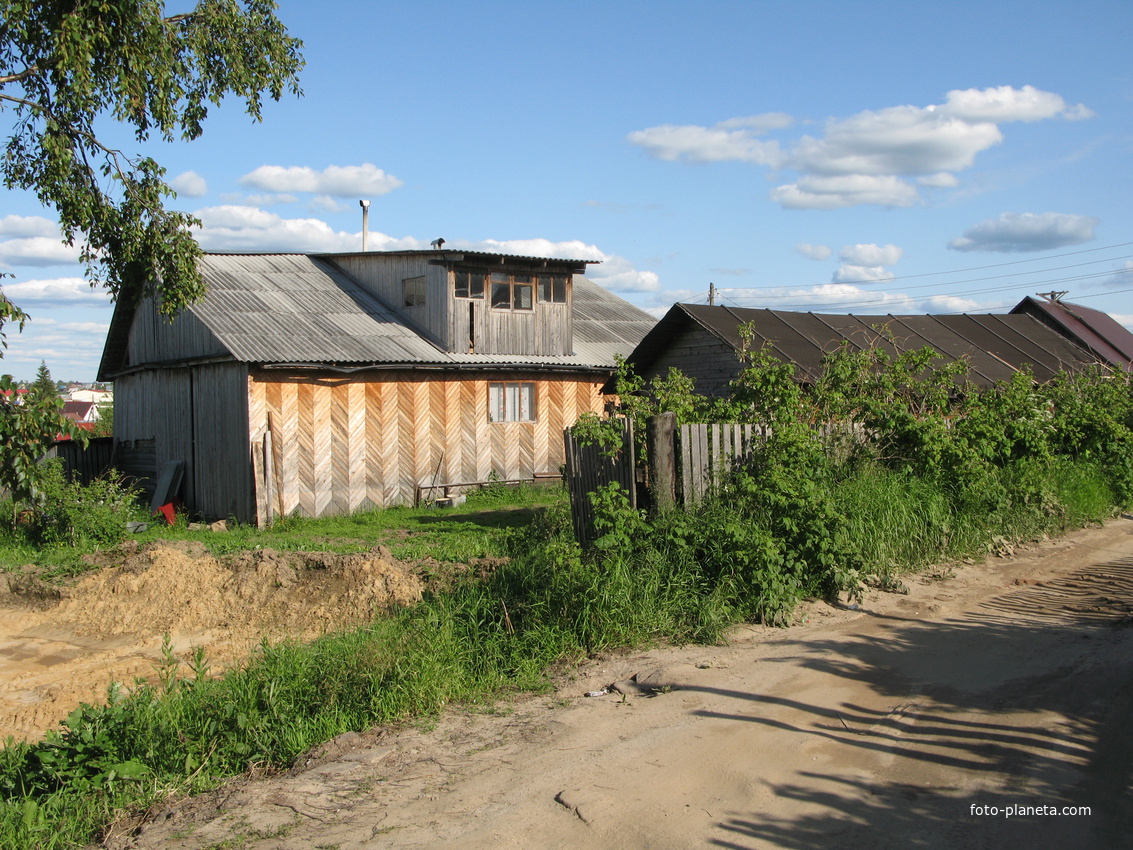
[647,412,677,510]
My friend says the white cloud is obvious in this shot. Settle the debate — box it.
[795,243,832,261]
[626,116,787,165]
[629,86,1090,210]
[771,174,920,209]
[718,113,795,131]
[920,294,984,313]
[947,212,1099,253]
[195,205,423,253]
[839,243,903,267]
[1090,260,1133,289]
[939,85,1087,123]
[240,163,404,197]
[170,171,208,198]
[0,215,59,238]
[311,195,348,213]
[0,277,111,306]
[219,192,299,206]
[0,236,83,267]
[918,172,959,188]
[0,317,111,381]
[830,244,902,284]
[832,264,896,284]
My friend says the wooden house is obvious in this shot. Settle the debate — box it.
[97,250,656,524]
[616,298,1129,397]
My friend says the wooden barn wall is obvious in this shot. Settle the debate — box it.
[125,296,227,366]
[114,369,194,499]
[190,362,255,522]
[642,326,744,397]
[247,368,609,519]
[114,363,253,522]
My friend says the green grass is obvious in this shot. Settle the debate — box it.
[0,481,565,579]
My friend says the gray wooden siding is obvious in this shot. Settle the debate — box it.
[114,363,253,522]
[126,296,227,366]
[642,326,743,397]
[451,277,572,356]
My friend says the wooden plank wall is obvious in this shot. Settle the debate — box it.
[126,296,227,364]
[642,325,745,398]
[116,363,253,522]
[248,368,608,521]
[563,417,635,547]
[678,423,769,505]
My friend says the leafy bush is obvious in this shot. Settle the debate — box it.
[6,462,143,548]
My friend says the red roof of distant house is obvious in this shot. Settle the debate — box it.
[1011,296,1133,372]
[62,400,96,421]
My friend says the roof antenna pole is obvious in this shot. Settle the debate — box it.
[359,199,370,251]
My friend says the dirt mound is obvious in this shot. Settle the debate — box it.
[0,544,423,742]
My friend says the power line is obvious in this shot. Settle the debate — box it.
[716,266,1133,313]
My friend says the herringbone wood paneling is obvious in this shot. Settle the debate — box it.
[250,370,611,517]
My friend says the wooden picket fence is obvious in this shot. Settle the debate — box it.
[563,417,635,547]
[564,414,869,544]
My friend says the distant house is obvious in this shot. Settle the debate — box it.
[98,250,655,524]
[616,297,1131,398]
[68,388,113,405]
[61,400,99,424]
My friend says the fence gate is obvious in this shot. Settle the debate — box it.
[563,417,635,547]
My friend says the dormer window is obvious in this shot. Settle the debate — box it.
[455,270,486,299]
[490,272,533,311]
[538,274,568,304]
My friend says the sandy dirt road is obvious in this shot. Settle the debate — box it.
[101,517,1133,849]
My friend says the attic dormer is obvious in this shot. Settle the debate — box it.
[320,250,593,357]
[449,263,576,356]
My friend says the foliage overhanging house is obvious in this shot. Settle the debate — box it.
[616,297,1133,398]
[98,250,656,525]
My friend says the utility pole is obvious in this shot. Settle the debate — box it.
[708,282,716,306]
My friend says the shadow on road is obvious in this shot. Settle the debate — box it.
[683,553,1133,848]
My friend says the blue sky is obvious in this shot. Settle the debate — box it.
[2,0,1131,381]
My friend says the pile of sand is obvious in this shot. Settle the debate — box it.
[0,543,423,741]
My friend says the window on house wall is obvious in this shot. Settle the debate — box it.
[489,272,534,311]
[454,270,486,299]
[538,274,568,303]
[403,276,426,307]
[488,382,536,422]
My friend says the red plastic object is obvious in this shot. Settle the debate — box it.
[156,502,176,526]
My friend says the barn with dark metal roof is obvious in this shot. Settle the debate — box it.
[617,299,1128,398]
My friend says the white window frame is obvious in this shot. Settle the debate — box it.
[488,382,536,422]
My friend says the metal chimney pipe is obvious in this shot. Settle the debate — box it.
[359,199,371,251]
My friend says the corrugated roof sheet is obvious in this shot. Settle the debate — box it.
[173,253,654,370]
[624,303,1108,389]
